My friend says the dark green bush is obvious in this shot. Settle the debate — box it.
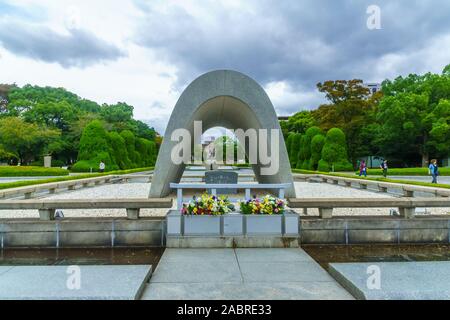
[108,131,132,169]
[301,159,310,170]
[317,159,330,172]
[30,159,66,167]
[120,130,139,168]
[290,133,302,168]
[286,133,295,164]
[310,134,325,170]
[320,128,353,172]
[0,166,69,177]
[72,151,119,172]
[77,120,111,161]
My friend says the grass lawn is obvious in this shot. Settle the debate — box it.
[292,169,450,189]
[0,167,154,190]
[0,166,69,177]
[354,167,450,176]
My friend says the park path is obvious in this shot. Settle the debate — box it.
[141,248,353,300]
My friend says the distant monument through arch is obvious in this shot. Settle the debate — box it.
[149,70,295,198]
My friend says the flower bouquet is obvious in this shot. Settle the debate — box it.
[239,195,286,215]
[181,193,235,215]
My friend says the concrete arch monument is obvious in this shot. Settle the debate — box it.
[150,70,295,198]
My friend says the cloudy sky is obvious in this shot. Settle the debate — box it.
[1,0,449,134]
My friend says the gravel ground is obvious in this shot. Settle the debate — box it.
[0,181,448,219]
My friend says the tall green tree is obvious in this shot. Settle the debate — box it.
[286,110,316,133]
[0,117,60,164]
[314,79,378,166]
[377,66,450,166]
[310,134,326,170]
[318,128,353,172]
[290,133,302,168]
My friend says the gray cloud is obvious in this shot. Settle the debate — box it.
[133,0,450,114]
[0,21,125,68]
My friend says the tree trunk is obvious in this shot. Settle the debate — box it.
[421,153,429,167]
[421,132,429,167]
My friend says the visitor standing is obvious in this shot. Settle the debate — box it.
[359,160,367,177]
[99,160,105,173]
[429,159,439,184]
[380,160,388,178]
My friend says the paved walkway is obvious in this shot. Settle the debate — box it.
[141,248,353,300]
[330,261,450,300]
[0,265,152,300]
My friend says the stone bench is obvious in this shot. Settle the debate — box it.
[287,197,450,219]
[170,183,292,210]
[0,198,173,220]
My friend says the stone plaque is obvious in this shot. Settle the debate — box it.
[205,170,238,194]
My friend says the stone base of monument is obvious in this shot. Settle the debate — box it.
[166,210,299,248]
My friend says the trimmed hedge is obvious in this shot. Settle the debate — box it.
[356,167,450,176]
[0,167,154,190]
[290,133,302,168]
[30,160,66,168]
[320,128,353,172]
[72,121,157,172]
[310,134,325,170]
[292,169,450,189]
[0,166,69,177]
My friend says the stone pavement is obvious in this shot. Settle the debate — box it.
[141,248,353,300]
[0,265,152,300]
[329,261,450,300]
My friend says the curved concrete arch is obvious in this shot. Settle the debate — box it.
[150,70,295,198]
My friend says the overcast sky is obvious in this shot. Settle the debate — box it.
[1,0,449,134]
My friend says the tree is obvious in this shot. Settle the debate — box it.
[0,84,15,116]
[120,130,140,168]
[296,135,307,169]
[286,133,295,163]
[0,117,60,164]
[318,128,353,172]
[286,110,316,133]
[289,133,302,168]
[314,79,378,166]
[298,126,322,170]
[377,67,450,166]
[108,131,132,169]
[310,134,325,170]
[73,120,117,172]
[101,102,134,131]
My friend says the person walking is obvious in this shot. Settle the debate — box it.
[429,159,439,184]
[359,160,367,177]
[380,160,388,178]
[99,160,105,173]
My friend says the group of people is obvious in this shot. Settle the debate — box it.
[359,160,388,178]
[358,159,440,184]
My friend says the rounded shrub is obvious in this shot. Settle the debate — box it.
[77,120,110,161]
[286,133,295,164]
[72,151,119,172]
[73,120,118,172]
[108,131,132,169]
[320,128,353,172]
[290,133,302,168]
[120,130,139,168]
[317,159,330,172]
[310,134,325,170]
[136,138,156,167]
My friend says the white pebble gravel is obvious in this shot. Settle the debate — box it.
[0,181,448,219]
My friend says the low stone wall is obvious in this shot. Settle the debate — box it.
[1,216,449,248]
[300,216,450,245]
[0,218,164,248]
